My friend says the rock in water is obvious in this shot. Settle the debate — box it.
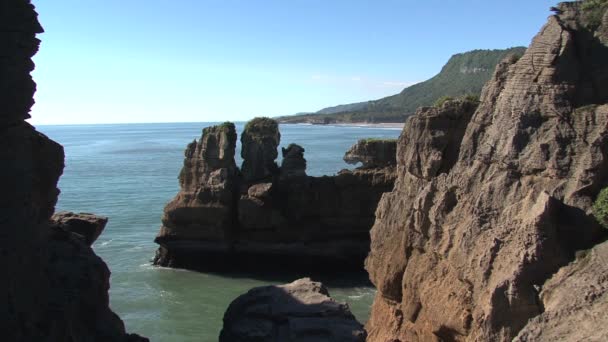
[0,1,147,340]
[343,138,397,168]
[280,143,307,179]
[240,117,281,183]
[155,117,396,272]
[50,211,109,246]
[220,278,367,342]
[155,122,239,266]
[365,2,608,341]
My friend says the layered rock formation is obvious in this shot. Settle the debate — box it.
[365,2,608,341]
[155,118,396,272]
[0,1,146,341]
[220,278,366,342]
[344,138,397,168]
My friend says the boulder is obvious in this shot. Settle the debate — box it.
[343,138,397,169]
[50,211,108,246]
[220,278,367,342]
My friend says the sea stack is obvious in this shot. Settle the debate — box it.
[154,117,396,272]
[364,2,608,341]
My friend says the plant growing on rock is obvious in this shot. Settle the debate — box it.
[593,187,608,228]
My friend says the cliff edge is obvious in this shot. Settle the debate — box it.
[365,2,608,341]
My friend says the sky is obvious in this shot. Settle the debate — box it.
[30,0,556,125]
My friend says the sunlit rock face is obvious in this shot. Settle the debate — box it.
[154,118,396,272]
[364,2,608,341]
[0,1,147,341]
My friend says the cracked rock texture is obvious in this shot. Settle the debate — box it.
[0,1,147,341]
[364,2,608,341]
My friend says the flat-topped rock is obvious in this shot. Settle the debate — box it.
[240,117,281,183]
[50,211,108,246]
[220,278,367,342]
[343,138,397,168]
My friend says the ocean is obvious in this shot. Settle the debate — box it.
[36,122,402,342]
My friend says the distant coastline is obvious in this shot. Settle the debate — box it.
[284,122,405,129]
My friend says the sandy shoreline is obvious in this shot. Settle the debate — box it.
[282,122,405,129]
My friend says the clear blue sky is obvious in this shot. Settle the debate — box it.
[30,0,556,125]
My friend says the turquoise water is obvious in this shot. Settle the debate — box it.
[37,122,401,342]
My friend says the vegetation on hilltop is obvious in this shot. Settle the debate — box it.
[277,47,525,124]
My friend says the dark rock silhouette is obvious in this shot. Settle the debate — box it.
[0,1,147,341]
[220,278,367,342]
[154,118,396,272]
[50,212,108,246]
[343,138,397,168]
[364,2,608,341]
[280,143,307,179]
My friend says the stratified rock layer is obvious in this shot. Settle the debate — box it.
[0,1,147,341]
[365,2,608,341]
[155,119,396,272]
[219,278,367,342]
[344,138,397,168]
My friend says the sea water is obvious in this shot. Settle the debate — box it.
[37,122,402,342]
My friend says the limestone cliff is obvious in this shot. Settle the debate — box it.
[0,1,146,341]
[154,118,396,272]
[364,2,608,341]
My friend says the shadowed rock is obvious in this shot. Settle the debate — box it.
[343,138,397,169]
[240,117,281,183]
[220,278,367,342]
[280,143,307,179]
[50,212,108,246]
[0,1,147,341]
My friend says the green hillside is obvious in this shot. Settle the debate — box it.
[278,47,526,124]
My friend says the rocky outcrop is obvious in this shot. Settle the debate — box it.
[240,117,281,183]
[219,278,367,342]
[280,143,307,179]
[0,1,146,341]
[154,118,396,272]
[344,138,397,168]
[514,240,608,341]
[365,2,608,341]
[50,211,108,246]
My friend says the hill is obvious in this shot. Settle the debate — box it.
[277,47,526,124]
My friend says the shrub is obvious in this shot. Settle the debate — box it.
[593,187,608,228]
[581,0,608,31]
[434,96,455,107]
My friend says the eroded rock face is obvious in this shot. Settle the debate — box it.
[50,211,108,246]
[155,123,239,266]
[241,117,281,183]
[514,240,608,342]
[0,2,147,341]
[365,2,608,341]
[344,138,397,168]
[219,278,367,342]
[155,118,396,272]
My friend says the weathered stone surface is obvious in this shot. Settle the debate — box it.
[219,278,367,342]
[364,3,608,341]
[344,138,397,168]
[155,123,239,266]
[50,211,108,246]
[154,119,396,272]
[514,240,608,342]
[280,143,307,179]
[0,2,147,341]
[241,117,281,183]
